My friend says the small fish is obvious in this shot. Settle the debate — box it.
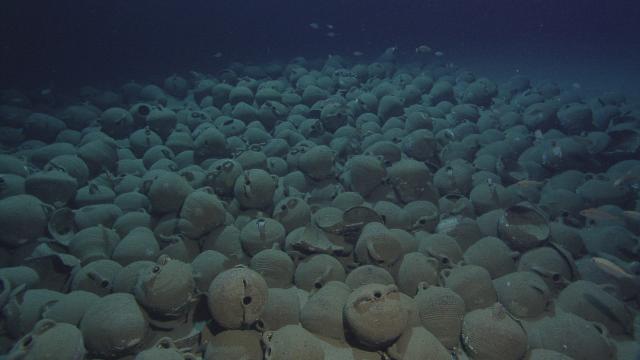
[415,44,432,54]
[378,46,399,62]
[326,32,337,37]
[580,208,621,222]
[326,24,334,29]
[41,88,52,96]
[613,171,640,187]
[572,82,582,89]
[595,254,629,276]
[309,22,320,29]
[352,51,364,57]
[434,51,444,57]
[212,52,223,58]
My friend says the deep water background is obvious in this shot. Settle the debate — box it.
[2,0,640,95]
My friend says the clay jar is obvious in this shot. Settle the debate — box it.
[146,171,193,214]
[401,129,438,162]
[205,330,263,360]
[44,154,89,186]
[147,107,177,139]
[74,183,115,207]
[469,180,518,215]
[80,293,148,358]
[441,264,497,312]
[461,303,528,360]
[0,266,39,291]
[262,324,324,360]
[191,250,230,294]
[179,186,226,238]
[3,288,65,339]
[0,194,51,248]
[249,248,294,288]
[493,271,551,319]
[284,224,343,255]
[524,349,574,360]
[416,232,463,270]
[112,209,152,237]
[78,139,117,176]
[517,245,577,292]
[393,252,439,296]
[8,319,86,360]
[525,310,616,360]
[298,145,335,180]
[463,236,518,279]
[25,170,78,206]
[135,337,196,360]
[205,159,243,197]
[129,127,162,157]
[557,280,633,335]
[99,107,134,139]
[42,290,99,327]
[70,259,122,296]
[294,254,346,291]
[345,155,387,198]
[135,256,196,319]
[345,265,394,289]
[272,196,311,232]
[498,203,550,252]
[257,287,301,332]
[387,159,439,204]
[73,204,122,230]
[387,327,451,360]
[207,265,268,329]
[233,169,278,209]
[432,160,475,195]
[374,200,412,229]
[194,127,228,162]
[68,225,120,265]
[112,261,154,294]
[355,222,403,268]
[404,200,439,232]
[240,217,286,257]
[301,281,351,340]
[343,283,408,349]
[414,283,465,349]
[112,227,159,266]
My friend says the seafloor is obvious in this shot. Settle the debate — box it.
[0,54,639,360]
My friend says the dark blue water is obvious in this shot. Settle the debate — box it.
[2,0,639,94]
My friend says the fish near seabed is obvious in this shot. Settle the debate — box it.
[377,46,399,62]
[592,256,634,279]
[415,44,432,54]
